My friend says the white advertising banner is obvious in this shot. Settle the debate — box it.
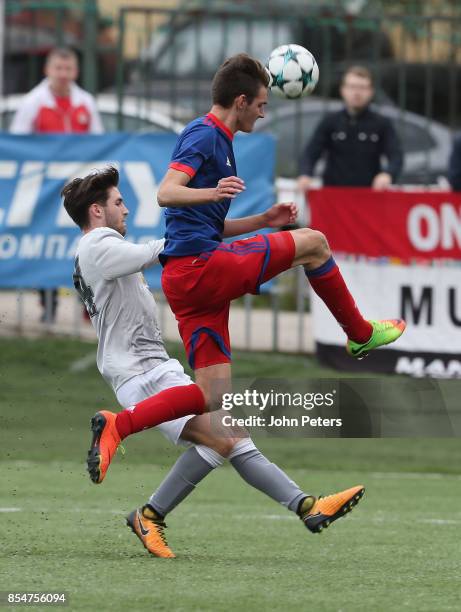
[312,260,461,378]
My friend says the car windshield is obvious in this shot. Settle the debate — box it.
[145,18,292,77]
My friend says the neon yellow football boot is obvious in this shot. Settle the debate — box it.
[347,319,406,360]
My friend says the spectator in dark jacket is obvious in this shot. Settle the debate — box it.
[448,134,461,191]
[297,66,403,191]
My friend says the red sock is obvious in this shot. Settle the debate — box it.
[115,383,206,440]
[306,257,372,343]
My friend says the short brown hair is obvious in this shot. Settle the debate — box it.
[62,166,119,228]
[212,53,269,108]
[342,65,374,86]
[46,47,78,65]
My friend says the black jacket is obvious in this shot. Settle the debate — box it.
[448,133,461,191]
[299,107,403,186]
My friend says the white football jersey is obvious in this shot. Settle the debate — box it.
[74,227,169,391]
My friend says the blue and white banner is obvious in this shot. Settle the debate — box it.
[0,132,275,289]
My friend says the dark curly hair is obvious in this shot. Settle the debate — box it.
[62,166,119,228]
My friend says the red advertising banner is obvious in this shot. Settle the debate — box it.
[309,188,461,260]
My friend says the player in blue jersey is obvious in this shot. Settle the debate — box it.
[158,54,405,532]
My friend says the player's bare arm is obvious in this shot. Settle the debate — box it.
[223,202,298,237]
[158,168,245,208]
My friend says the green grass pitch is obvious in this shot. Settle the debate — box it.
[1,337,460,611]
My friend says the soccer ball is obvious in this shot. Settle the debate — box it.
[266,44,319,99]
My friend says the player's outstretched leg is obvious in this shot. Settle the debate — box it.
[86,384,206,484]
[346,319,406,359]
[126,505,175,558]
[299,485,365,533]
[87,410,121,484]
[291,230,406,356]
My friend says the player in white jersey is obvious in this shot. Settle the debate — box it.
[74,227,167,390]
[63,166,365,558]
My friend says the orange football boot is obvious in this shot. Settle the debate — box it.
[86,410,121,484]
[126,505,176,558]
[300,485,365,533]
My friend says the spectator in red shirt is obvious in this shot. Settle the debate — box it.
[10,47,104,323]
[10,47,103,134]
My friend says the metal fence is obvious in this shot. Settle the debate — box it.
[101,3,461,189]
[3,2,460,174]
[1,0,108,101]
[3,3,460,141]
[2,2,461,351]
[2,265,313,354]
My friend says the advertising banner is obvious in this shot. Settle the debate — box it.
[0,133,275,289]
[309,188,461,377]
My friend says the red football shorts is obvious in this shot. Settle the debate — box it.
[161,231,296,369]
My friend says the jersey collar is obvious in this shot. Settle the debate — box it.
[206,112,234,141]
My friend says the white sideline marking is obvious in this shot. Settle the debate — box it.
[50,508,123,515]
[369,471,461,481]
[420,519,459,525]
[243,514,459,525]
[372,516,460,523]
[1,461,460,481]
[0,507,124,515]
[69,351,97,373]
[202,513,296,522]
[1,508,458,526]
[261,514,296,521]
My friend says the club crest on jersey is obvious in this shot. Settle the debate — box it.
[77,111,89,125]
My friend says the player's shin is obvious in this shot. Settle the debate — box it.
[115,383,206,439]
[229,439,310,512]
[304,256,373,343]
[126,446,223,558]
[147,446,222,517]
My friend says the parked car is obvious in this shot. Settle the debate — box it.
[123,5,393,117]
[254,98,453,184]
[124,16,293,117]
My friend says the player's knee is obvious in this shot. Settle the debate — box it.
[195,370,231,412]
[214,437,238,458]
[318,231,330,254]
[198,388,224,413]
[195,436,235,458]
[202,427,247,457]
[294,227,330,260]
[307,229,330,258]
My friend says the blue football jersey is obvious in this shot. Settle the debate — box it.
[161,113,236,260]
